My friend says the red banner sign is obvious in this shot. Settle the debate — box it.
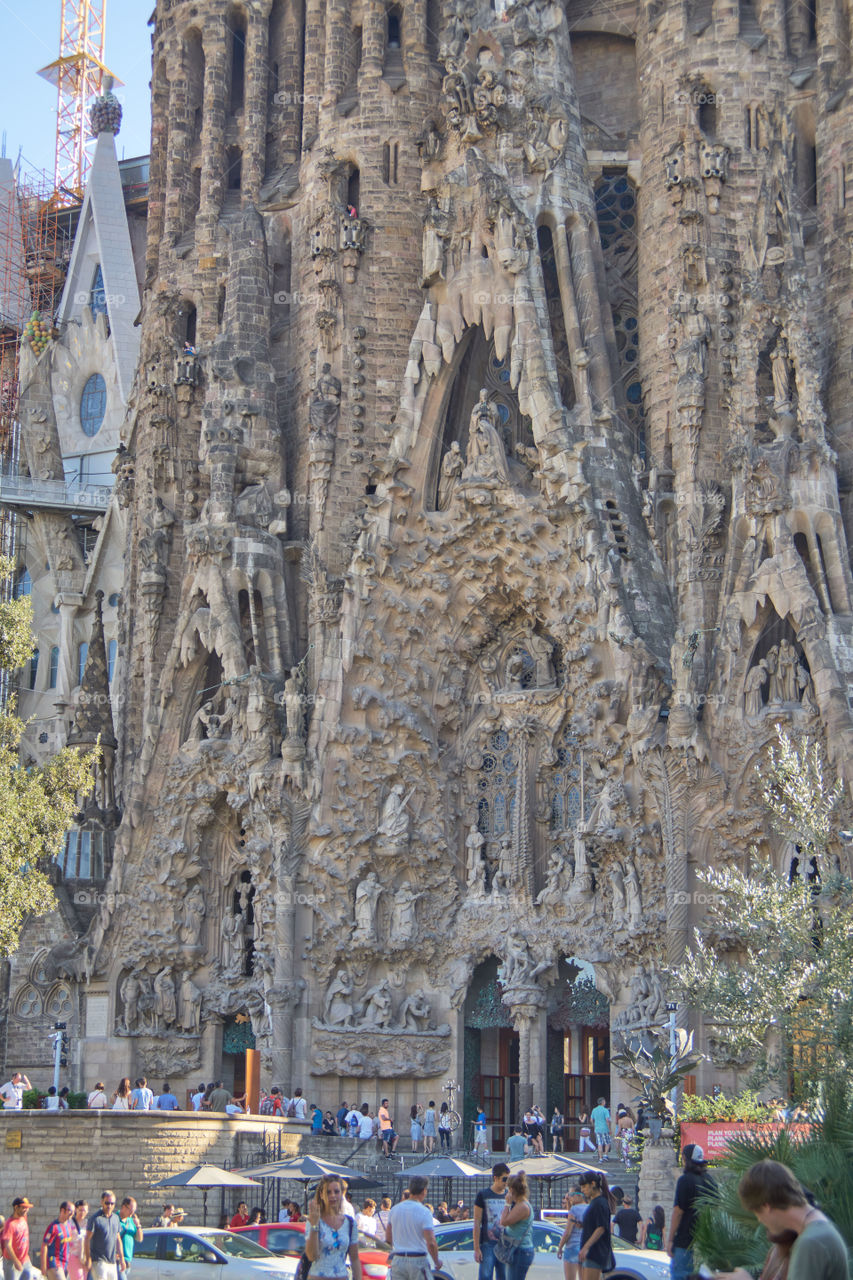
[680,1121,810,1159]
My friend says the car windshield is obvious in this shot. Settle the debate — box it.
[201,1233,278,1259]
[358,1233,390,1253]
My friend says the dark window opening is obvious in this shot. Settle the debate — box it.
[537,224,575,411]
[347,168,360,213]
[226,146,242,190]
[28,648,39,690]
[183,304,197,348]
[217,286,227,325]
[604,499,629,556]
[229,10,248,112]
[698,98,717,138]
[387,7,402,47]
[815,534,835,612]
[794,531,821,605]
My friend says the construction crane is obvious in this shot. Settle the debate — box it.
[37,0,117,205]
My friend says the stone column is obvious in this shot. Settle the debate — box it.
[269,872,303,1085]
[551,223,592,418]
[361,0,385,76]
[322,0,351,106]
[242,13,270,204]
[56,594,84,699]
[567,218,616,418]
[503,989,548,1115]
[164,48,191,243]
[302,0,326,143]
[199,27,229,234]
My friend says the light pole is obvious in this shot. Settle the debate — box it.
[50,1022,68,1093]
[666,1002,678,1114]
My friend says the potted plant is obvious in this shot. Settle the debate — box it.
[612,1029,704,1145]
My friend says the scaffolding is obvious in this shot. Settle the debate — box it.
[0,160,72,704]
[38,0,113,204]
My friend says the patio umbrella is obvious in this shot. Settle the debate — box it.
[393,1157,489,1179]
[505,1155,599,1178]
[233,1154,378,1186]
[151,1163,261,1225]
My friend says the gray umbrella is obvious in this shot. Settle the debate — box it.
[233,1155,378,1186]
[505,1155,600,1178]
[150,1163,261,1224]
[394,1157,491,1179]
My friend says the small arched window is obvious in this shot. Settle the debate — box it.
[90,264,108,319]
[387,6,402,47]
[78,642,88,685]
[15,567,32,598]
[108,639,117,683]
[28,648,39,690]
[80,374,107,436]
[49,646,60,689]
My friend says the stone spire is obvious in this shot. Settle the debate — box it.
[67,591,117,751]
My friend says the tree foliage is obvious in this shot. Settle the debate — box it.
[611,1029,704,1117]
[673,730,853,1098]
[0,565,95,957]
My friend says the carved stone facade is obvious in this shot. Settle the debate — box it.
[5,0,853,1121]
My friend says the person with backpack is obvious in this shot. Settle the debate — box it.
[288,1089,308,1121]
[639,1206,665,1250]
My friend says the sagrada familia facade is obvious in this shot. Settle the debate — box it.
[5,0,853,1123]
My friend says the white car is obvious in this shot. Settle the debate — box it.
[130,1228,300,1280]
[433,1219,671,1280]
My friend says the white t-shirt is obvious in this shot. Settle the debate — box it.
[88,1090,108,1109]
[342,1199,356,1220]
[389,1200,434,1254]
[293,1097,308,1121]
[346,1109,361,1131]
[358,1114,374,1139]
[191,1092,205,1111]
[226,1102,244,1115]
[45,1095,61,1111]
[0,1079,24,1109]
[357,1214,377,1237]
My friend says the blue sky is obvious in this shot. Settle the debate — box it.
[1,0,152,179]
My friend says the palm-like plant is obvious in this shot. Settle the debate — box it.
[611,1029,704,1118]
[690,1078,853,1272]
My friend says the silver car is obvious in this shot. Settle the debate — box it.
[129,1228,299,1280]
[433,1219,671,1280]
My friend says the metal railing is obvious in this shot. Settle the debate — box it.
[0,470,113,514]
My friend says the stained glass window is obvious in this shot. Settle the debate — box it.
[477,728,518,838]
[80,373,107,436]
[549,726,592,832]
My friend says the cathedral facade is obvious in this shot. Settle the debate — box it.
[5,0,853,1127]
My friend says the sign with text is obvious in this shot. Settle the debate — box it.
[681,1121,810,1159]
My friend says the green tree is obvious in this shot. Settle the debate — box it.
[0,559,95,957]
[673,730,853,1098]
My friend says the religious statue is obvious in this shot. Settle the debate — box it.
[399,990,432,1031]
[465,825,486,891]
[672,297,711,386]
[777,639,799,701]
[153,967,177,1028]
[505,650,524,691]
[610,864,627,916]
[765,645,783,703]
[438,442,463,510]
[282,666,307,740]
[120,973,140,1033]
[770,330,793,413]
[308,363,342,431]
[798,664,818,714]
[362,978,394,1028]
[624,859,643,930]
[323,969,357,1027]
[498,933,552,987]
[377,783,413,848]
[178,971,202,1034]
[390,882,420,943]
[138,496,174,580]
[492,835,513,894]
[191,698,233,741]
[463,390,512,486]
[353,872,382,944]
[180,883,206,947]
[221,909,244,974]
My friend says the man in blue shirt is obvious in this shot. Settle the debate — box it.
[156,1083,179,1111]
[590,1098,611,1161]
[130,1078,153,1111]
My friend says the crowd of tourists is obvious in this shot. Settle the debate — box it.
[0,1192,145,1280]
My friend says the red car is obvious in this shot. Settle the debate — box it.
[230,1222,390,1280]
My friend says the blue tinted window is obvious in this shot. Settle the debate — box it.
[90,264,108,319]
[108,639,117,682]
[15,568,31,598]
[49,646,59,689]
[80,374,107,436]
[28,649,39,690]
[78,642,88,685]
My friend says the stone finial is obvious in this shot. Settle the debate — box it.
[89,79,123,137]
[67,590,117,750]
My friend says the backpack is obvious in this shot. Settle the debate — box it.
[286,1098,297,1118]
[259,1097,274,1116]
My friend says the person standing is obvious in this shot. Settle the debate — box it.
[2,1198,34,1280]
[191,1084,206,1112]
[497,1173,535,1280]
[719,1160,848,1280]
[374,1199,392,1244]
[473,1108,488,1159]
[505,1128,527,1161]
[387,1175,439,1280]
[473,1162,510,1280]
[409,1106,423,1154]
[550,1108,565,1153]
[228,1204,249,1230]
[556,1188,587,1280]
[66,1204,88,1280]
[576,1111,594,1156]
[357,1202,378,1238]
[130,1079,153,1112]
[116,1202,142,1280]
[577,1172,616,1278]
[336,1102,349,1135]
[305,1177,361,1280]
[208,1082,232,1112]
[639,1207,665,1251]
[589,1099,611,1162]
[87,1084,108,1110]
[150,1207,173,1229]
[83,1191,126,1280]
[666,1144,716,1280]
[422,1102,437,1155]
[156,1084,179,1111]
[111,1080,132,1112]
[41,1202,75,1280]
[378,1100,398,1157]
[438,1102,452,1150]
[0,1073,31,1111]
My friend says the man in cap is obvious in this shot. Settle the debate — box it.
[1,1198,34,1280]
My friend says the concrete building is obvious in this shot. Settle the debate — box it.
[3,0,853,1140]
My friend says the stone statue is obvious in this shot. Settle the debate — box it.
[777,639,799,701]
[770,331,793,412]
[178,971,202,1034]
[180,883,206,947]
[390,882,420,943]
[308,363,342,431]
[153,967,177,1028]
[798,664,818,714]
[377,783,412,847]
[399,990,432,1030]
[765,645,783,703]
[438,442,463,510]
[324,969,357,1027]
[492,834,513,894]
[463,390,512,486]
[192,698,233,741]
[672,297,711,383]
[221,909,244,973]
[353,871,382,944]
[498,933,552,987]
[282,666,307,740]
[505,650,524,690]
[465,824,486,891]
[624,859,642,930]
[362,978,393,1028]
[744,661,767,716]
[610,864,627,916]
[120,973,140,1033]
[138,497,174,580]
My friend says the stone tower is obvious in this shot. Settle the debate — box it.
[55,0,853,1114]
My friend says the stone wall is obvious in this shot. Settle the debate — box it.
[0,1113,307,1245]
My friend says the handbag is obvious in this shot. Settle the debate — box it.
[494,1230,520,1264]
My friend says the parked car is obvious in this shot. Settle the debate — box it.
[231,1220,391,1280]
[433,1219,671,1280]
[130,1227,300,1280]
